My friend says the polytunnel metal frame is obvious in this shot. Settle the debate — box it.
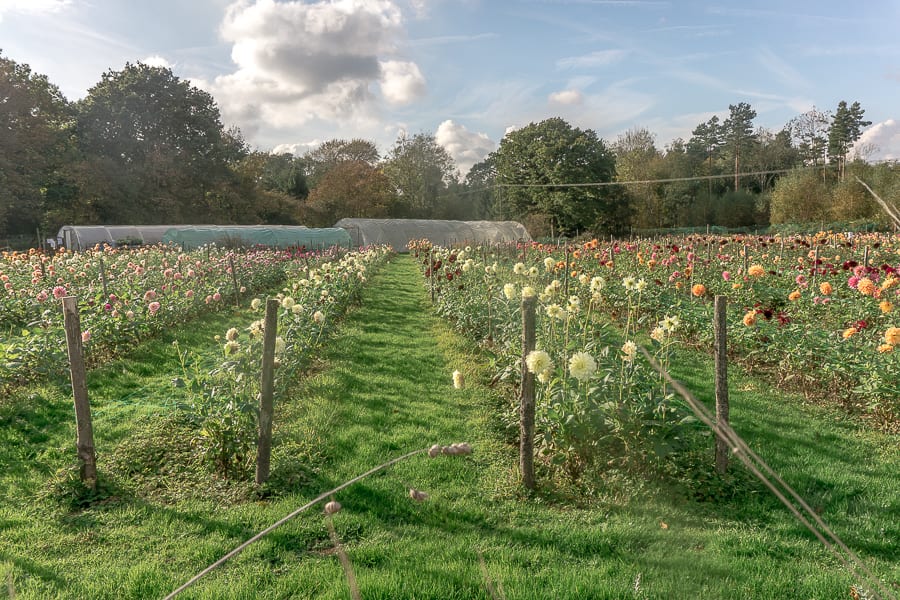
[333,218,531,252]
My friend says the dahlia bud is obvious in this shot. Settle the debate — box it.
[408,488,429,502]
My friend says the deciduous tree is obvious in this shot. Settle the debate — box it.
[492,117,625,235]
[382,132,456,218]
[0,52,73,238]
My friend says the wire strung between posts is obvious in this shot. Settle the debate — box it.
[451,164,836,197]
[163,447,427,600]
[639,346,896,600]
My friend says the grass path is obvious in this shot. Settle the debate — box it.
[1,255,897,599]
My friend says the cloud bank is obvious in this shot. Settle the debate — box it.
[199,0,426,140]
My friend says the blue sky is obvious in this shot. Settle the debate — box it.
[1,0,898,174]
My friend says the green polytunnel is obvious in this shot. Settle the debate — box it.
[161,226,351,250]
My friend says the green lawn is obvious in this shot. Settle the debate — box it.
[1,255,897,599]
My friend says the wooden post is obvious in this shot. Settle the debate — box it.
[519,296,537,490]
[714,295,729,474]
[98,255,109,300]
[863,246,869,268]
[429,247,435,303]
[812,246,819,285]
[228,255,240,307]
[563,244,570,298]
[61,297,97,488]
[255,298,279,485]
[742,244,749,276]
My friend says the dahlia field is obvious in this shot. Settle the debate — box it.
[414,232,900,476]
[0,244,372,391]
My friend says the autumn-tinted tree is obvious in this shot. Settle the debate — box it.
[0,52,73,239]
[304,161,394,226]
[493,117,625,235]
[305,138,379,189]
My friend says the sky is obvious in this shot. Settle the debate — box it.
[1,0,899,176]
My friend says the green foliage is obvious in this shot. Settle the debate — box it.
[175,340,260,479]
[770,168,831,224]
[828,100,871,179]
[382,132,457,218]
[493,117,627,235]
[0,52,74,238]
[73,63,240,224]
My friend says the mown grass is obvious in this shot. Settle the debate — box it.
[0,255,897,599]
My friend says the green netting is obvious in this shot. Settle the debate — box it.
[161,226,350,250]
[334,218,531,252]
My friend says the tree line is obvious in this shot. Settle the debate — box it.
[1,51,896,246]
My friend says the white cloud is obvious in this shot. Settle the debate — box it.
[0,0,70,22]
[203,0,424,142]
[545,80,656,137]
[271,140,322,155]
[435,119,496,177]
[379,60,426,105]
[556,49,627,70]
[142,55,172,68]
[549,89,584,105]
[855,119,900,162]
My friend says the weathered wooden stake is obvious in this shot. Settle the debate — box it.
[563,244,570,298]
[863,246,869,268]
[228,255,240,307]
[713,295,729,474]
[61,297,97,488]
[429,247,435,303]
[812,247,819,285]
[519,296,537,490]
[98,254,109,300]
[255,298,279,485]
[742,244,749,275]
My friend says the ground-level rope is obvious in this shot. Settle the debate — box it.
[163,447,428,599]
[640,346,896,600]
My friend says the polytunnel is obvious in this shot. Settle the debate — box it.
[334,218,531,252]
[56,225,351,251]
[161,226,351,250]
[57,225,202,251]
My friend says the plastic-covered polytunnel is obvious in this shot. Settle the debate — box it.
[161,226,351,250]
[56,225,352,251]
[57,225,190,250]
[334,218,531,252]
